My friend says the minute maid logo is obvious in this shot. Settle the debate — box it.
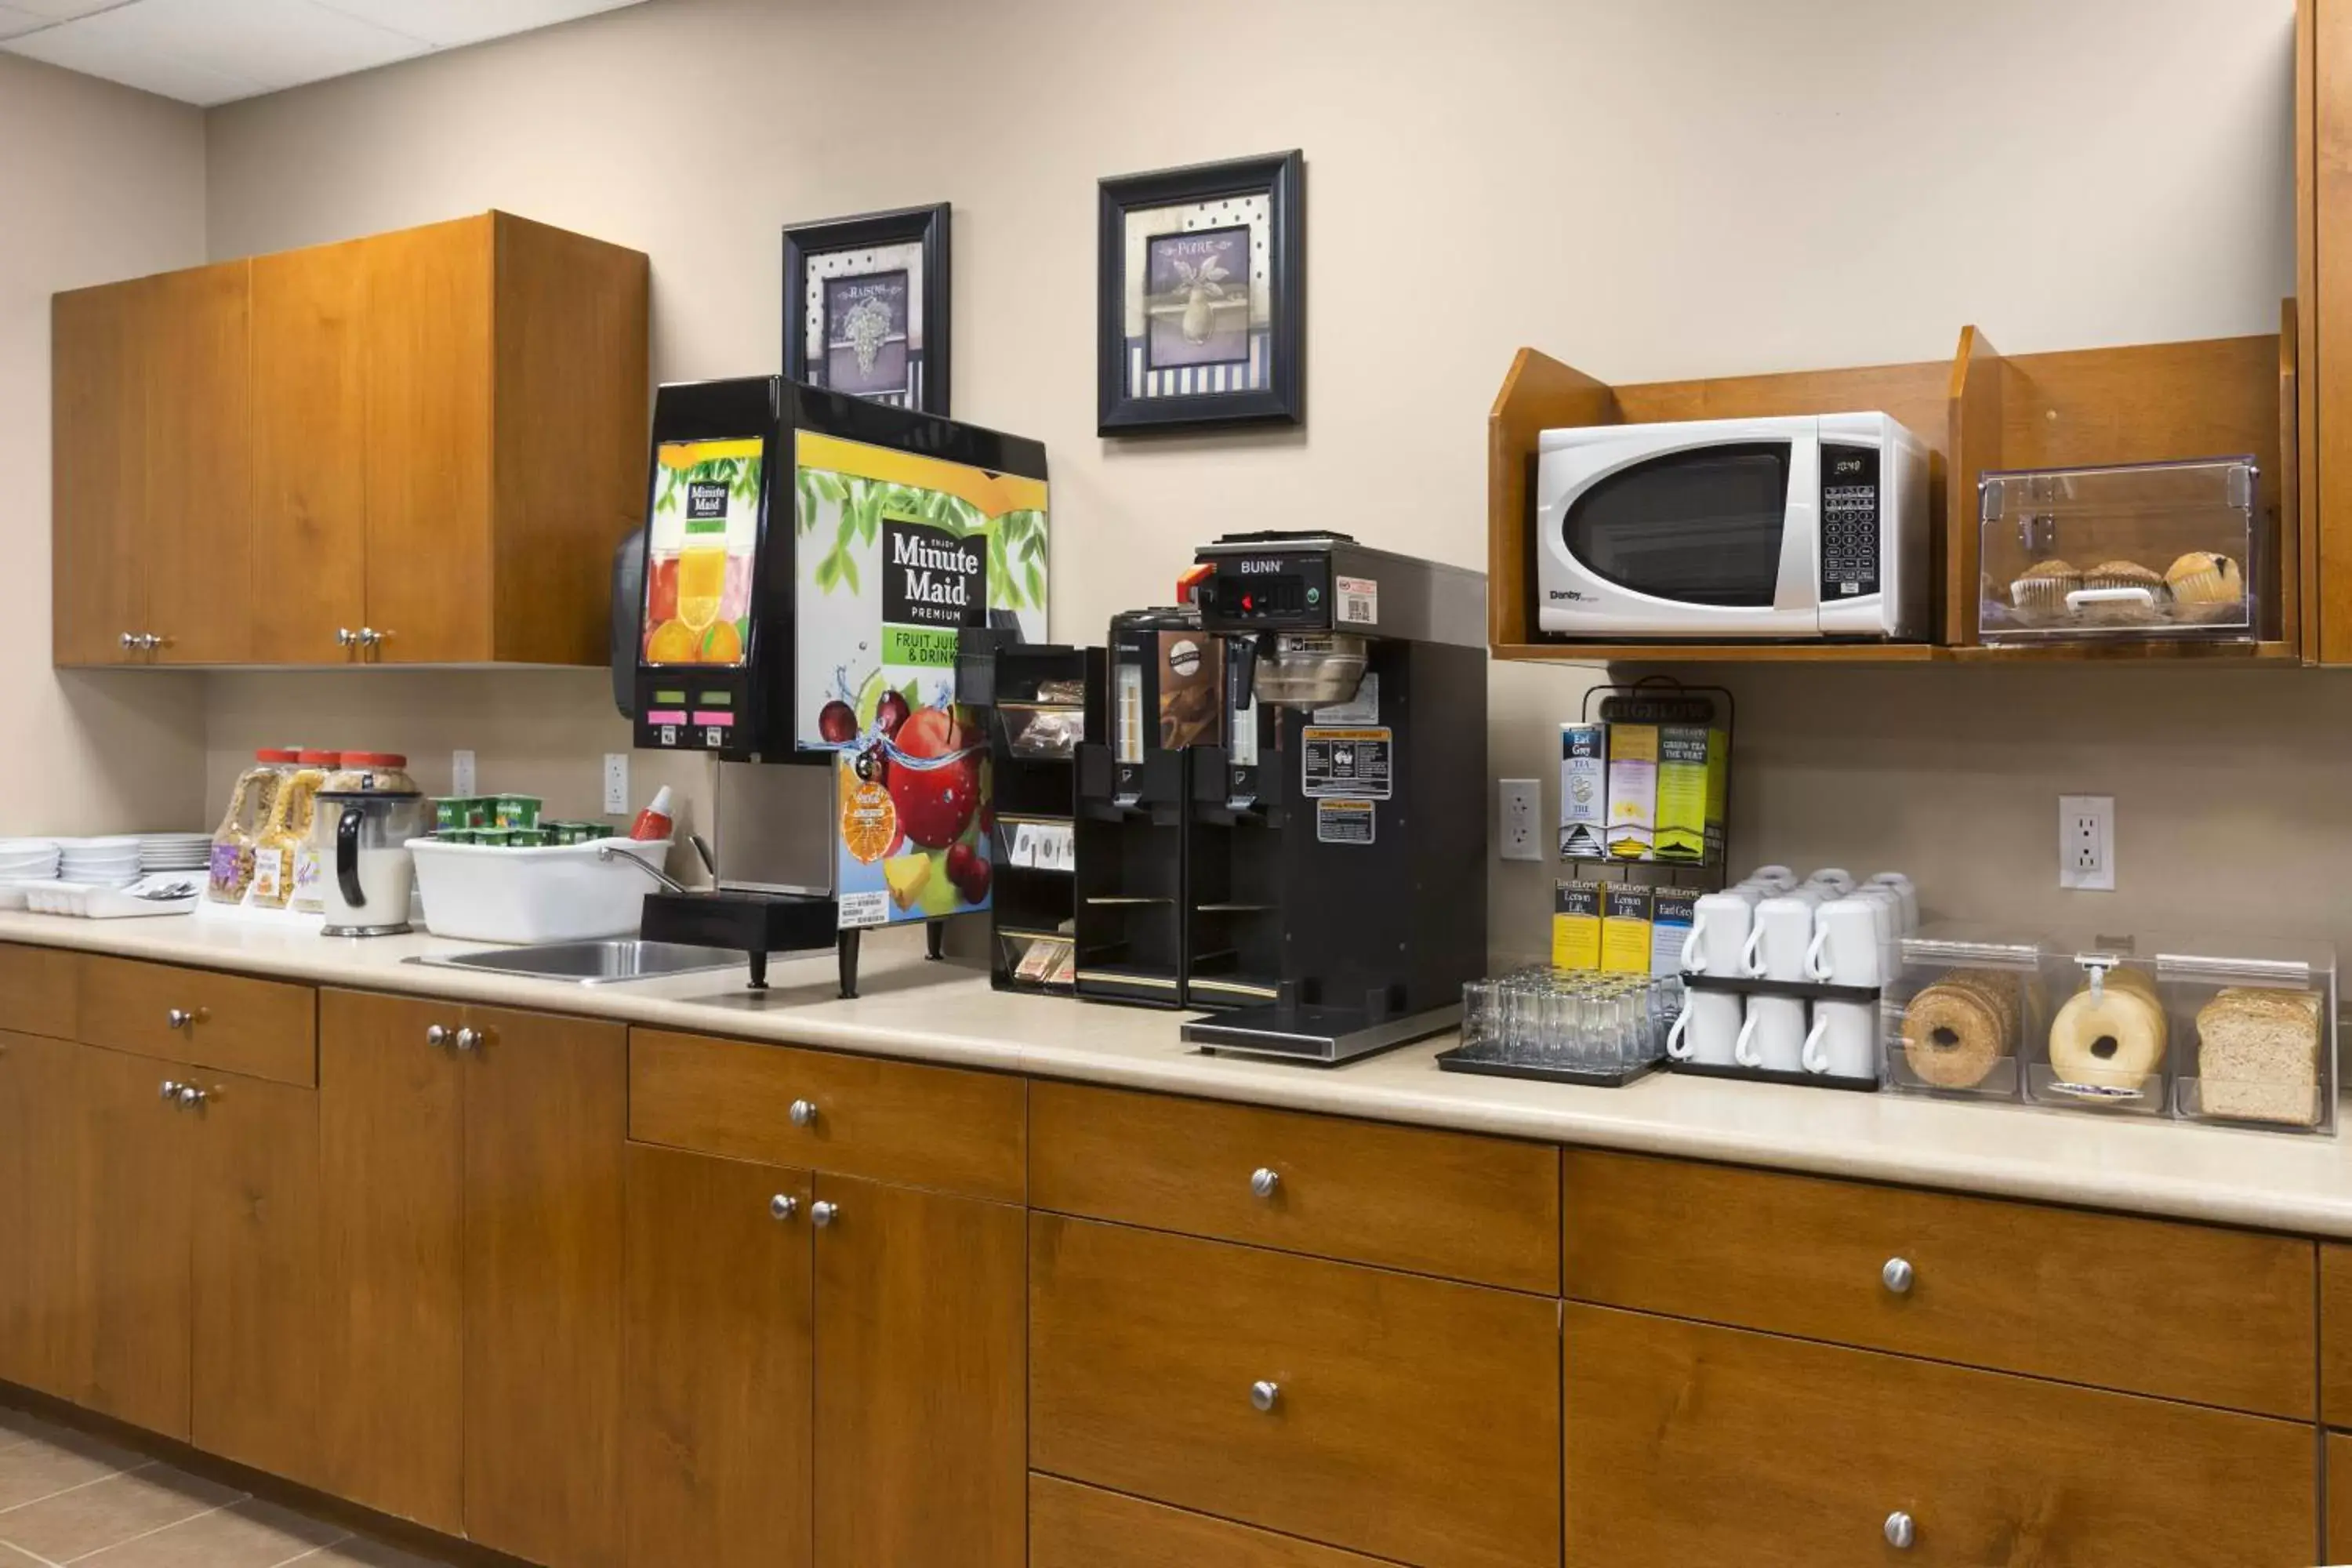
[883,517,985,628]
[684,481,730,521]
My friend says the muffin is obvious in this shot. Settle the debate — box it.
[2165,551,2245,620]
[2009,558,2081,621]
[2080,560,2165,623]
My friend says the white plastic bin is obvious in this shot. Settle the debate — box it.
[408,837,671,944]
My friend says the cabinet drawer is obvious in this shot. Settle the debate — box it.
[2324,1243,2352,1423]
[1030,1081,1558,1292]
[1030,1214,1559,1568]
[629,1029,1024,1203]
[78,956,316,1087]
[1564,1150,2314,1417]
[0,943,78,1040]
[1029,1474,1389,1568]
[2331,1432,2352,1564]
[1566,1305,2314,1567]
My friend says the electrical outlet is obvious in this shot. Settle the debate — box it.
[2059,794,2114,891]
[604,753,631,815]
[1499,779,1541,862]
[451,750,476,797]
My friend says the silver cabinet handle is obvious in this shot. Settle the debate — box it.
[176,1083,206,1110]
[1250,1167,1280,1199]
[159,1079,183,1103]
[811,1200,839,1228]
[358,627,387,649]
[453,1027,482,1053]
[139,633,164,651]
[165,1007,195,1030]
[769,1194,800,1221]
[336,628,357,648]
[789,1098,818,1128]
[426,1024,450,1048]
[1882,1257,1915,1295]
[1250,1379,1280,1413]
[120,632,137,649]
[1884,1511,1915,1549]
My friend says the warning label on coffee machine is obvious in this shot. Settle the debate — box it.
[1301,727,1393,799]
[1316,799,1376,845]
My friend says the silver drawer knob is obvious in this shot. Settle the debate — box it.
[811,1200,839,1228]
[336,627,357,648]
[426,1024,450,1048]
[1884,1511,1915,1549]
[159,1079,183,1103]
[120,631,138,650]
[1882,1257,1915,1294]
[1250,1379,1280,1413]
[769,1194,799,1221]
[176,1084,206,1110]
[453,1027,482,1053]
[789,1098,818,1128]
[165,1007,195,1029]
[1250,1167,1280,1199]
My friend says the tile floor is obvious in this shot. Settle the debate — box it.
[0,1406,445,1568]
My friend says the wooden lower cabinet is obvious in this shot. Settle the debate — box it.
[0,1032,81,1397]
[2328,1432,2352,1563]
[622,1143,813,1568]
[814,1175,1025,1568]
[1030,1214,1561,1568]
[459,1006,627,1568]
[1029,1475,1391,1567]
[76,1043,194,1437]
[187,1069,321,1484]
[316,989,466,1534]
[1566,1304,2317,1566]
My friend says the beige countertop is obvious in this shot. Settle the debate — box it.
[5,909,2349,1239]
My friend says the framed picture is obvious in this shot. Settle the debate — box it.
[784,202,950,415]
[1098,150,1303,434]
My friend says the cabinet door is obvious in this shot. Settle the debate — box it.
[362,217,492,663]
[316,989,465,1534]
[0,1033,81,1396]
[813,1176,1024,1568]
[189,1069,320,1484]
[463,1004,626,1568]
[251,241,368,663]
[51,280,147,664]
[143,260,253,664]
[622,1144,813,1568]
[76,1043,192,1438]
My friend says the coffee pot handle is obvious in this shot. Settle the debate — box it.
[336,805,367,909]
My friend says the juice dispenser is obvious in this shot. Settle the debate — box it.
[615,376,1049,993]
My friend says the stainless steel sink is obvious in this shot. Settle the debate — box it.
[410,939,748,985]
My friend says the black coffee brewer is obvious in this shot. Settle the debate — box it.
[1175,531,1488,1062]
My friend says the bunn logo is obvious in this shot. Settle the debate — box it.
[1235,559,1286,575]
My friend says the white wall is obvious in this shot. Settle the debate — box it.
[194,0,2318,954]
[0,53,209,836]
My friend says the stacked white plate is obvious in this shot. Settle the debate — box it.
[56,836,143,887]
[139,832,213,873]
[0,838,60,881]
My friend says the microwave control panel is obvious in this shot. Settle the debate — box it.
[1819,443,1882,601]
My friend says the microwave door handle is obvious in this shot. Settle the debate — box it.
[1782,437,1823,626]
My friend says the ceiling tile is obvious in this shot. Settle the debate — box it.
[2,17,266,103]
[0,6,49,40]
[307,0,643,49]
[51,0,430,94]
[6,0,130,19]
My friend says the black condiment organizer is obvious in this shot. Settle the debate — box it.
[985,644,1102,996]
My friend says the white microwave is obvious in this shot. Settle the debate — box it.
[1532,412,1930,640]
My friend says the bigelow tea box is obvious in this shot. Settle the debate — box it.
[1559,724,1606,860]
[1604,724,1657,862]
[1654,724,1726,865]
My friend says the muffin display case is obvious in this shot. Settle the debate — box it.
[1976,456,2258,644]
[1882,928,2043,1101]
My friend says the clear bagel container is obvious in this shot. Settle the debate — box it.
[2159,938,2336,1137]
[1881,928,2042,1102]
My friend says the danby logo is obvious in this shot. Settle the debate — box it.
[884,517,985,628]
[1548,587,1593,602]
[686,481,730,520]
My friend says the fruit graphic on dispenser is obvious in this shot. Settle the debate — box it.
[677,542,727,632]
[645,619,697,664]
[887,706,982,848]
[884,853,931,911]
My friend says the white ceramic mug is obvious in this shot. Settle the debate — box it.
[1744,895,1818,981]
[1666,989,1744,1065]
[1805,867,1857,897]
[1867,871,1918,931]
[1805,897,1885,987]
[1681,891,1756,976]
[1747,865,1798,894]
[1802,999,1880,1079]
[1735,995,1808,1072]
[1849,886,1904,979]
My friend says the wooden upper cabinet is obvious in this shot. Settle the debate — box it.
[51,278,148,664]
[52,212,649,669]
[251,240,369,662]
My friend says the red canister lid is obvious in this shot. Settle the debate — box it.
[298,750,343,766]
[255,749,299,764]
[341,752,408,768]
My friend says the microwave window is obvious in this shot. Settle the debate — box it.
[1561,441,1791,608]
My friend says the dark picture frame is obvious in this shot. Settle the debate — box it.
[783,202,951,416]
[1098,151,1304,434]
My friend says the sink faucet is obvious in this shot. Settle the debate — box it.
[598,842,691,894]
